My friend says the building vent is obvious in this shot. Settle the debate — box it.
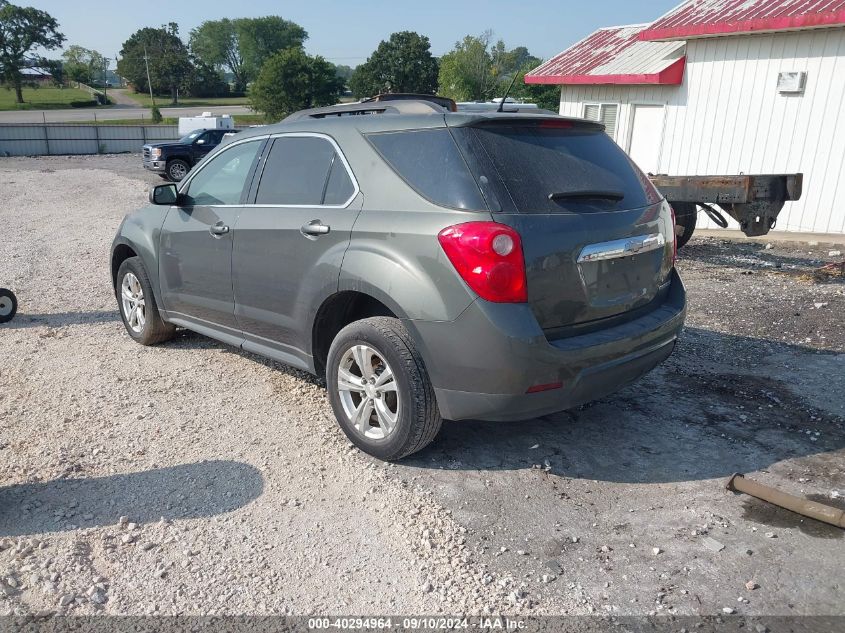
[777,71,806,94]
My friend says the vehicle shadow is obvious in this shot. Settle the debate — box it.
[404,326,845,485]
[1,309,119,329]
[0,460,263,537]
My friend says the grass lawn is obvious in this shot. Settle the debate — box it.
[64,114,270,126]
[124,92,251,108]
[0,87,103,110]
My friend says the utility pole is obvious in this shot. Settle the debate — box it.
[102,57,109,104]
[143,44,156,107]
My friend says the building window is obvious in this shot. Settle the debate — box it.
[583,103,618,140]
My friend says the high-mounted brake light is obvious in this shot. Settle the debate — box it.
[438,222,527,303]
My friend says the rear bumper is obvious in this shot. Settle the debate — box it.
[408,268,686,421]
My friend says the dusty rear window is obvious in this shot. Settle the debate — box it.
[455,123,660,214]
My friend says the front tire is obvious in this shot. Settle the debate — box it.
[0,288,17,324]
[326,317,442,461]
[166,159,190,182]
[115,257,176,345]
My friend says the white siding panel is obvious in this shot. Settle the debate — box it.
[557,27,845,234]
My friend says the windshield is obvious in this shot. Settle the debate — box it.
[178,129,205,144]
[452,122,662,214]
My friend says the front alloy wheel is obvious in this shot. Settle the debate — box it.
[115,256,175,345]
[337,344,400,440]
[120,272,146,334]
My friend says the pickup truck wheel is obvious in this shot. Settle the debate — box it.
[674,202,698,249]
[166,159,190,182]
[326,317,442,461]
[116,257,176,345]
[0,288,17,324]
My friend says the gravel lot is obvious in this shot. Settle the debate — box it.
[1,155,843,619]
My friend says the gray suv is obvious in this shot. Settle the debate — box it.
[111,100,686,460]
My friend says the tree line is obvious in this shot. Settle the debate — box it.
[0,0,559,115]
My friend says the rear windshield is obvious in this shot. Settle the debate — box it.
[454,123,660,214]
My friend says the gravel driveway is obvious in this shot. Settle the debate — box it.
[1,155,843,620]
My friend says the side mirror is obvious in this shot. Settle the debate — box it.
[196,138,205,145]
[149,183,179,205]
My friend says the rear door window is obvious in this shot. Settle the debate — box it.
[366,129,486,210]
[456,123,660,214]
[255,135,355,206]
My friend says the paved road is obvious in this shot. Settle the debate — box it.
[0,104,252,123]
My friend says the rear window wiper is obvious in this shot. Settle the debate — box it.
[548,189,624,202]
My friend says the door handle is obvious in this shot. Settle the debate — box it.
[301,220,331,237]
[209,222,230,237]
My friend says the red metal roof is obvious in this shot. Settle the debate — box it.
[525,24,687,85]
[641,0,845,41]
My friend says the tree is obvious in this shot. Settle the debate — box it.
[190,16,307,92]
[182,56,229,98]
[189,19,246,92]
[438,32,561,110]
[349,31,438,98]
[117,23,193,104]
[237,16,307,83]
[0,1,64,103]
[437,32,497,102]
[62,45,105,85]
[335,64,354,83]
[249,48,342,120]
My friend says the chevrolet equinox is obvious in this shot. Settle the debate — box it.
[111,100,686,460]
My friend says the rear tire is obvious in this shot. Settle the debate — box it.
[674,202,698,249]
[0,288,17,324]
[116,257,176,345]
[166,159,190,182]
[326,317,442,461]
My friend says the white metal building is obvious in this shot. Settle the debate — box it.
[526,0,845,235]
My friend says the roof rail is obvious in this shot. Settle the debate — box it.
[283,99,447,122]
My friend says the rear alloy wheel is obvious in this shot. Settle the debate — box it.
[166,159,190,182]
[116,256,176,345]
[326,317,442,461]
[0,288,17,324]
[337,344,400,440]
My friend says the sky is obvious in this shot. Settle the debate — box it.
[28,0,681,67]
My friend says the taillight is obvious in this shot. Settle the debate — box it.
[669,205,678,264]
[437,222,527,303]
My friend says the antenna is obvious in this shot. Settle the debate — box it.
[496,72,521,113]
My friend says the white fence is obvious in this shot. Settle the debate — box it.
[0,123,179,156]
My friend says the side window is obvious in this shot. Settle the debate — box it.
[323,155,355,205]
[183,140,262,206]
[255,136,355,206]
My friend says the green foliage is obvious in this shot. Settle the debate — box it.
[349,31,438,98]
[189,18,245,92]
[189,16,307,92]
[150,106,162,123]
[0,0,65,103]
[237,17,307,83]
[438,32,496,102]
[249,48,342,120]
[117,23,193,104]
[335,64,354,83]
[438,32,560,111]
[62,45,105,85]
[182,56,229,98]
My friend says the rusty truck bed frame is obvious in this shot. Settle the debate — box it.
[649,173,803,247]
